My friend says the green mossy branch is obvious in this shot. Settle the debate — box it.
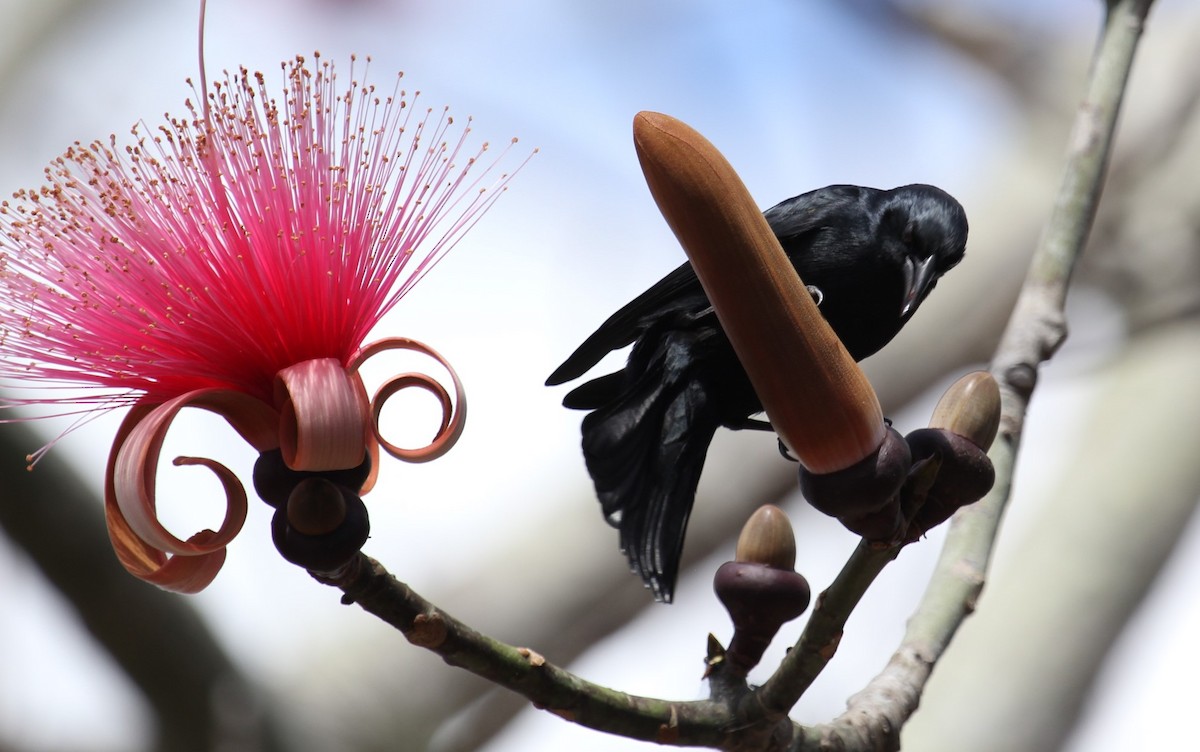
[318,554,743,747]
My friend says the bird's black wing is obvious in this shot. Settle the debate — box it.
[545,260,706,386]
[763,184,872,246]
[581,322,725,602]
[546,184,865,389]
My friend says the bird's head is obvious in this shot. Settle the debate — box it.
[881,184,968,320]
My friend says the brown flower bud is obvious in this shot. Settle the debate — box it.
[287,477,348,536]
[271,481,369,573]
[903,428,994,540]
[713,506,810,678]
[252,448,372,508]
[896,371,1000,539]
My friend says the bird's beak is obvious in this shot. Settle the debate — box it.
[900,255,938,319]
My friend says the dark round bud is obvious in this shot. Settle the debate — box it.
[253,449,301,508]
[838,498,904,541]
[799,427,911,520]
[253,448,372,508]
[287,478,348,536]
[271,485,370,572]
[322,452,373,494]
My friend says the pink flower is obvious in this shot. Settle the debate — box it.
[0,53,527,592]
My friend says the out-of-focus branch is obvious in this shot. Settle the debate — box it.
[0,421,292,752]
[781,0,1156,748]
[893,1,1071,114]
[0,0,92,98]
[904,319,1200,751]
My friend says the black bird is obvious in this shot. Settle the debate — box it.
[547,184,968,602]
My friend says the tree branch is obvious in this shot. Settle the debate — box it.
[787,0,1157,747]
[308,1,1156,749]
[315,554,745,747]
[753,542,898,717]
[0,421,292,752]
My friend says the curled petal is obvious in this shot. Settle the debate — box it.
[275,358,371,472]
[104,390,277,593]
[372,373,452,461]
[350,337,466,463]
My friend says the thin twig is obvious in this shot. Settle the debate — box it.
[752,542,899,716]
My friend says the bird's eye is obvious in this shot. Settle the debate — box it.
[901,221,916,247]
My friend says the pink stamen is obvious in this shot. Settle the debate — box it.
[1,54,527,421]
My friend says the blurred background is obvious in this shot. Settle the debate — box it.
[1,0,1198,750]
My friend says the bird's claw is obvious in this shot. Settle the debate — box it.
[729,417,774,432]
[777,438,799,462]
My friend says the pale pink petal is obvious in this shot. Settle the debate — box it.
[350,337,466,463]
[361,438,382,496]
[104,390,277,592]
[274,358,370,472]
[104,406,227,594]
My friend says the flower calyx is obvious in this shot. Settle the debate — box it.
[899,371,1000,541]
[105,338,465,592]
[713,505,811,679]
[797,371,1000,545]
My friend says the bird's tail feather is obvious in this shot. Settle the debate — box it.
[581,365,719,602]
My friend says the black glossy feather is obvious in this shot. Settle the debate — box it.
[548,183,968,602]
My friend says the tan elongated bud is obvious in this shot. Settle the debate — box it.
[735,504,797,570]
[928,370,1001,449]
[632,111,884,473]
[900,371,1001,540]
